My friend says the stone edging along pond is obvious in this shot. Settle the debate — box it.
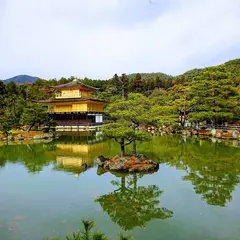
[0,128,240,144]
[143,126,240,140]
[0,131,56,143]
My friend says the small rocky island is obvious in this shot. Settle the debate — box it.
[97,154,159,173]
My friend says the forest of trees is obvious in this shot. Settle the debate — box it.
[0,58,239,135]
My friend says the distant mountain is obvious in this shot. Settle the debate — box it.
[3,75,38,84]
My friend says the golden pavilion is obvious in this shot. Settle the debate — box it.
[39,79,105,129]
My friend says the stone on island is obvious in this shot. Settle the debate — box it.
[97,154,159,173]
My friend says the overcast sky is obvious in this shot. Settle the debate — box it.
[0,0,240,80]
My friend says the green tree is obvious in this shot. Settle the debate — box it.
[155,76,165,89]
[167,85,191,126]
[187,66,239,126]
[105,93,152,155]
[5,81,18,95]
[107,73,129,99]
[101,122,150,156]
[129,73,144,93]
[149,89,180,126]
[0,80,5,96]
[120,73,129,99]
[0,109,13,136]
[21,102,49,132]
[4,82,21,126]
[0,81,6,115]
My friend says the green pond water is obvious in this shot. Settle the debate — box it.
[0,134,240,240]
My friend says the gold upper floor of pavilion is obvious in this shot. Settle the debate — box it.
[52,79,99,99]
[38,79,105,113]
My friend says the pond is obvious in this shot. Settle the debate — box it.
[0,134,240,240]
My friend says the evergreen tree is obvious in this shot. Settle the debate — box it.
[0,109,13,136]
[187,66,239,126]
[105,93,152,155]
[119,73,128,99]
[0,81,6,114]
[21,102,49,132]
[130,73,144,93]
[101,122,150,156]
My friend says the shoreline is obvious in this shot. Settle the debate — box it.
[144,127,240,141]
[0,130,56,143]
[0,128,239,146]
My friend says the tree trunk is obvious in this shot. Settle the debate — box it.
[212,118,216,129]
[133,140,137,156]
[180,115,183,127]
[132,124,137,156]
[180,111,185,127]
[122,88,125,100]
[133,174,137,191]
[27,122,35,132]
[183,106,186,127]
[120,137,125,156]
[121,144,125,157]
[121,176,126,193]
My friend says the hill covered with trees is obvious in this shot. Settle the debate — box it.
[3,75,38,84]
[0,58,239,134]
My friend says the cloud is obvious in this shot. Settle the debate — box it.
[0,0,239,80]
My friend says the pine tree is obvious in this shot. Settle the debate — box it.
[130,73,144,93]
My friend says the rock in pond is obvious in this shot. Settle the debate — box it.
[97,154,159,173]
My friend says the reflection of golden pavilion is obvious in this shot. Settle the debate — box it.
[56,156,84,168]
[54,143,104,178]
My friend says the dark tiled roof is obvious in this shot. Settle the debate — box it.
[38,98,105,104]
[51,80,99,91]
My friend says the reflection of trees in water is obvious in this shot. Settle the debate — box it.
[0,158,6,168]
[0,135,240,207]
[178,141,240,206]
[183,172,238,206]
[147,136,240,207]
[0,137,104,176]
[96,173,173,231]
[0,143,56,173]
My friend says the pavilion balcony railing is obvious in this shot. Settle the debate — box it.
[48,111,103,114]
[55,120,103,126]
[55,93,81,98]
